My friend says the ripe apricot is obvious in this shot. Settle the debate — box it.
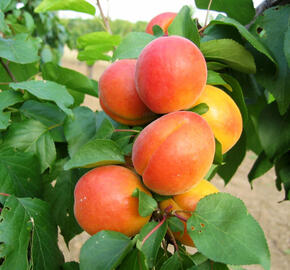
[99,59,155,125]
[74,165,151,236]
[132,111,215,195]
[145,12,177,35]
[193,85,243,153]
[160,179,219,246]
[135,36,207,114]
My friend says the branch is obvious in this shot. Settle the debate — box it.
[96,0,112,34]
[0,58,16,82]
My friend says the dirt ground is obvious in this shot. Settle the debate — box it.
[58,48,290,270]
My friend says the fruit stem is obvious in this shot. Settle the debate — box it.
[173,213,188,222]
[141,205,172,246]
[141,215,166,246]
[198,0,213,33]
[0,192,10,197]
[167,226,178,252]
[114,129,141,133]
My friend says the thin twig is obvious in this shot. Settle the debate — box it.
[198,0,213,33]
[0,192,10,197]
[0,58,16,82]
[167,227,178,252]
[96,0,112,34]
[174,213,188,222]
[114,129,141,133]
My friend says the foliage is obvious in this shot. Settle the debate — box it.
[0,0,288,269]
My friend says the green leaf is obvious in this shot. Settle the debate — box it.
[80,231,133,270]
[284,27,290,68]
[119,248,148,270]
[152,193,172,202]
[20,100,66,142]
[35,0,95,15]
[0,112,11,130]
[160,252,182,270]
[275,151,290,200]
[42,62,98,97]
[205,164,219,181]
[0,61,38,90]
[189,103,209,115]
[77,44,112,62]
[0,196,64,270]
[195,0,255,25]
[61,262,80,270]
[0,36,39,64]
[132,188,157,217]
[168,6,200,47]
[137,221,168,268]
[94,116,115,140]
[4,119,56,172]
[248,151,273,184]
[187,193,270,270]
[152,25,164,37]
[250,6,290,114]
[207,70,232,91]
[258,102,290,160]
[44,167,82,245]
[0,0,14,14]
[0,90,23,111]
[168,217,184,233]
[0,10,11,34]
[221,74,248,126]
[208,15,275,63]
[10,81,74,115]
[64,107,97,157]
[218,132,246,184]
[200,39,256,74]
[77,31,121,49]
[113,32,156,61]
[0,147,41,197]
[206,62,227,71]
[64,138,125,170]
[213,138,223,165]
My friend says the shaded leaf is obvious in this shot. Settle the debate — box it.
[207,70,232,91]
[119,248,148,270]
[4,119,56,172]
[0,146,41,198]
[0,90,23,111]
[168,217,184,233]
[64,106,97,157]
[248,152,273,184]
[80,231,133,270]
[195,0,255,25]
[160,252,182,270]
[213,138,223,165]
[201,39,256,74]
[275,151,290,200]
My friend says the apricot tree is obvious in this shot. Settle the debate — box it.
[0,0,289,270]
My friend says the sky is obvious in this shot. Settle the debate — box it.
[59,0,265,23]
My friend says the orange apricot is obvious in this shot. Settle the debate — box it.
[193,85,243,153]
[74,165,151,236]
[160,179,219,246]
[145,12,177,35]
[135,36,207,114]
[99,59,155,125]
[132,111,215,195]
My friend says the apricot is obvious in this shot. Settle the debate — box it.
[193,85,243,153]
[132,111,215,195]
[160,179,219,246]
[74,165,151,236]
[99,59,155,125]
[135,36,207,114]
[145,12,177,35]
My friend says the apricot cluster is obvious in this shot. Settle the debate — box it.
[74,13,243,243]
